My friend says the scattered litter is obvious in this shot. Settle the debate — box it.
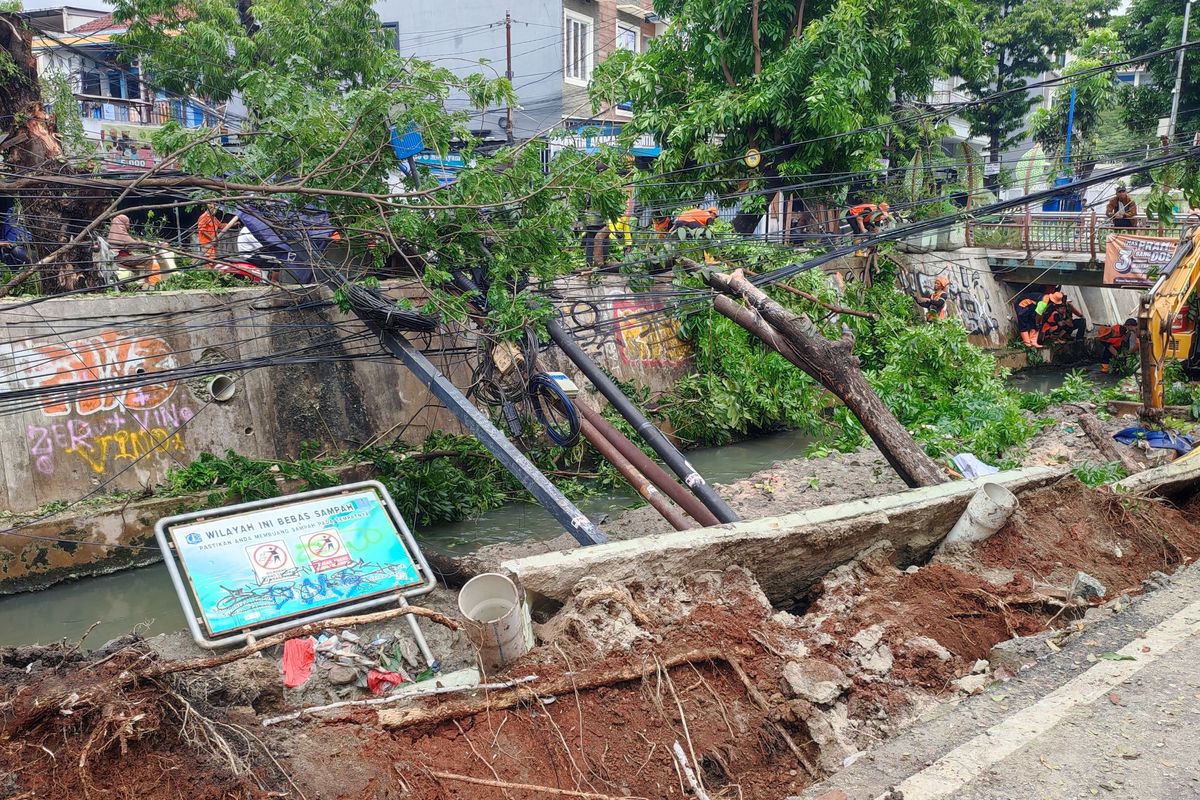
[367,669,410,695]
[1113,427,1194,454]
[951,453,1000,479]
[281,637,315,688]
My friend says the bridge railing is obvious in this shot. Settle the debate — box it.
[964,211,1184,259]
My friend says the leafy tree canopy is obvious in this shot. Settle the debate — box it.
[112,0,628,330]
[1115,0,1200,135]
[960,0,1114,162]
[589,0,983,231]
[1030,28,1125,179]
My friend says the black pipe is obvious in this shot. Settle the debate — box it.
[545,319,740,524]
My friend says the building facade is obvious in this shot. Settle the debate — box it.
[27,9,219,172]
[371,0,658,141]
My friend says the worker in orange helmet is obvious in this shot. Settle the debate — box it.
[915,275,950,322]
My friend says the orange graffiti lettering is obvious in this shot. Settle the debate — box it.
[19,331,178,417]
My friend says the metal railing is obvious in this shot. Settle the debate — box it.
[78,97,216,128]
[965,211,1185,260]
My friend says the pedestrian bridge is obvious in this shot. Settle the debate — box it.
[961,211,1185,287]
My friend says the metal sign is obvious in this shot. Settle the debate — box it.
[156,481,436,649]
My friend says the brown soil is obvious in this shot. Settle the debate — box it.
[975,479,1200,595]
[5,480,1198,800]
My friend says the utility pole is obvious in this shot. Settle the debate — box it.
[505,11,515,145]
[1168,0,1196,142]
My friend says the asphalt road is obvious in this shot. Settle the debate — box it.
[794,561,1200,800]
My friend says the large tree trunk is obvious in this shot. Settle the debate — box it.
[0,12,108,294]
[706,269,947,488]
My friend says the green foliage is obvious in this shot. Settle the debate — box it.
[589,0,982,221]
[0,0,22,12]
[39,71,92,162]
[153,267,245,291]
[961,0,1115,158]
[113,0,628,331]
[1030,30,1125,180]
[1072,460,1128,486]
[1116,0,1200,138]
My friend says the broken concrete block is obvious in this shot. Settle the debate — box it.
[1142,570,1172,592]
[952,673,989,695]
[906,636,952,662]
[781,659,852,705]
[970,659,989,674]
[1069,571,1106,601]
[859,645,894,675]
[787,699,857,773]
[850,624,885,652]
[988,630,1059,672]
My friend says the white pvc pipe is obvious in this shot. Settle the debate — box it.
[940,482,1019,548]
[458,573,533,674]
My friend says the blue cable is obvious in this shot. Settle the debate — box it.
[529,372,581,447]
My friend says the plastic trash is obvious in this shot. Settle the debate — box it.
[281,637,316,688]
[952,453,1000,479]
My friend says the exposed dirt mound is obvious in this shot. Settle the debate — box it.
[974,479,1200,595]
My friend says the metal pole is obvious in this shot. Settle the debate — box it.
[1169,0,1195,141]
[578,417,694,531]
[545,319,740,524]
[377,328,606,546]
[577,401,721,527]
[505,11,515,145]
[1064,86,1076,174]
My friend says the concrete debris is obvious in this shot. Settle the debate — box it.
[988,630,1062,673]
[782,659,853,704]
[850,624,886,652]
[858,645,894,675]
[785,699,859,773]
[905,637,952,663]
[952,673,990,695]
[1069,571,1107,601]
[327,665,358,685]
[1142,570,1172,592]
[970,659,990,674]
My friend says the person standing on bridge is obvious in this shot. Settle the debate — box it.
[1106,185,1137,229]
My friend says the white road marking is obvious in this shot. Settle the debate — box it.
[877,599,1200,800]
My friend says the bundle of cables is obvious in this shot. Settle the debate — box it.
[341,279,440,333]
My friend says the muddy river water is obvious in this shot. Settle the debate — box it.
[0,429,821,647]
[0,368,1110,648]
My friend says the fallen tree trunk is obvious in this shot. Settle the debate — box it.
[706,269,947,488]
[1079,413,1141,476]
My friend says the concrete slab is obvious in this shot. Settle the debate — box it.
[1115,455,1200,501]
[502,467,1062,606]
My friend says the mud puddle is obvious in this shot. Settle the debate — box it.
[4,478,1198,800]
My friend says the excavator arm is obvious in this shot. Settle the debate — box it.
[1139,225,1200,420]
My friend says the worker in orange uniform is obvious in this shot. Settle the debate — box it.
[1095,318,1137,373]
[915,275,950,322]
[671,206,719,232]
[845,201,892,238]
[197,203,239,261]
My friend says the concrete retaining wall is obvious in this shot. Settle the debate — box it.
[892,249,1142,349]
[0,277,692,515]
[503,468,1063,606]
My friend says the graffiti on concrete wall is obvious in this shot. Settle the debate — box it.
[560,292,691,368]
[16,331,191,476]
[898,262,1004,339]
[17,331,179,417]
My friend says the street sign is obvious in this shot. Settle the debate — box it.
[156,481,436,649]
[984,162,1001,176]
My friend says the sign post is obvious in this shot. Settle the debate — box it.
[156,481,438,656]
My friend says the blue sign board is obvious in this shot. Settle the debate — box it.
[166,487,423,636]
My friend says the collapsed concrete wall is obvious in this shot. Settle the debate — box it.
[0,276,692,514]
[503,467,1062,606]
[892,249,1141,349]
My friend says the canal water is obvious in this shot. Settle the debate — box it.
[0,429,820,648]
[0,367,1112,648]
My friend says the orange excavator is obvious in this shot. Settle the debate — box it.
[1138,224,1200,422]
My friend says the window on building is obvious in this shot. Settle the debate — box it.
[80,70,101,96]
[616,21,639,52]
[564,10,593,85]
[382,22,399,51]
[107,69,123,98]
[614,21,638,112]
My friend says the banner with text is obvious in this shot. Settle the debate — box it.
[1103,234,1177,287]
[167,488,421,635]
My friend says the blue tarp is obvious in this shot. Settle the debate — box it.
[1113,427,1195,454]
